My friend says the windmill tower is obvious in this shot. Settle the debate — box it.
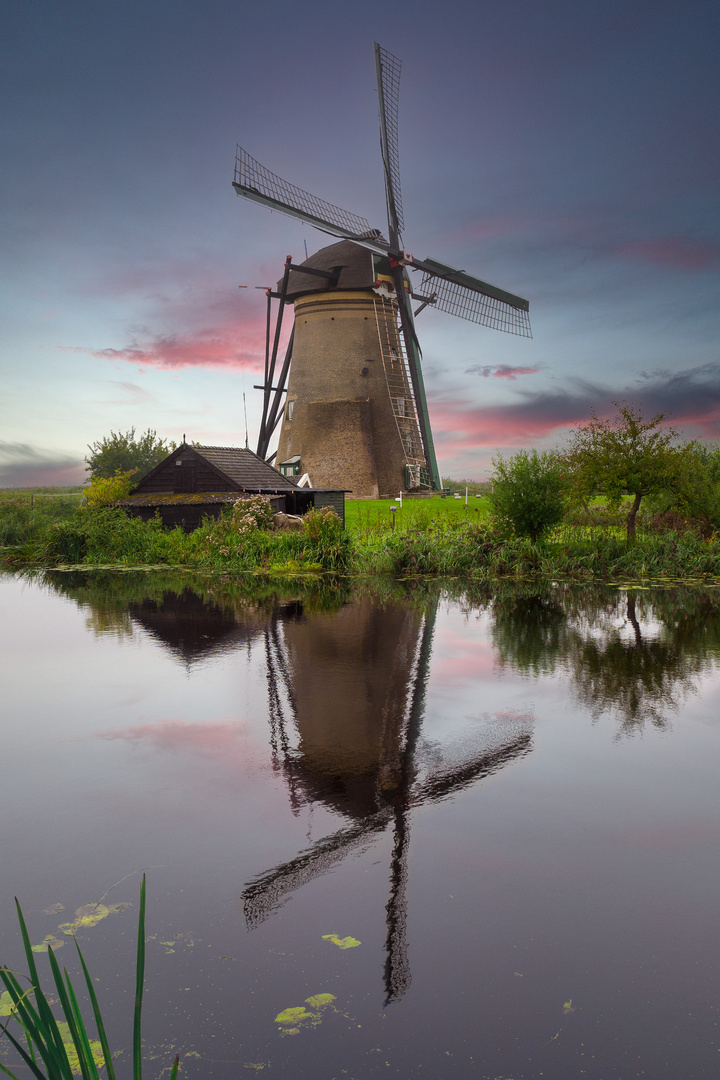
[234,43,532,497]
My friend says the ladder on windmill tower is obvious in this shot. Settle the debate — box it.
[373,294,429,490]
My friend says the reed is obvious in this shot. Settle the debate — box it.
[0,876,178,1080]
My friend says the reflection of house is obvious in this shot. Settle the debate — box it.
[128,588,266,664]
[121,443,347,531]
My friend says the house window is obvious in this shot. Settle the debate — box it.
[286,399,295,421]
[279,455,301,477]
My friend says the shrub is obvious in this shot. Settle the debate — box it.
[490,450,567,542]
[84,470,137,508]
[302,507,353,571]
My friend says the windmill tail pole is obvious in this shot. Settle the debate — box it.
[257,257,292,458]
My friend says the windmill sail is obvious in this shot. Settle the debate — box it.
[413,257,532,337]
[374,42,404,245]
[233,146,389,254]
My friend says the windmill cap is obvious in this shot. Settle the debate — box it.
[280,240,385,300]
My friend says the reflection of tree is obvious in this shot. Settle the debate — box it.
[491,590,567,676]
[491,586,720,734]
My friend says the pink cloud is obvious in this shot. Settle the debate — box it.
[615,237,720,270]
[62,314,274,373]
[430,399,578,449]
[465,364,540,380]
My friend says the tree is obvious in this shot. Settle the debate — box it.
[490,449,567,542]
[649,440,720,533]
[85,428,174,481]
[563,403,691,541]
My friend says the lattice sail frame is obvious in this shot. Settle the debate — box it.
[417,267,533,336]
[234,146,375,241]
[375,43,404,240]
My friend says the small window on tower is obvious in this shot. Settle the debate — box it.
[286,399,295,420]
[396,397,406,417]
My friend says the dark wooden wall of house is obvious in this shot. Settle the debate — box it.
[314,492,346,526]
[137,460,236,495]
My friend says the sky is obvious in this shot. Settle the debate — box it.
[2,0,719,486]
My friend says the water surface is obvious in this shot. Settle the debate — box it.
[1,572,720,1079]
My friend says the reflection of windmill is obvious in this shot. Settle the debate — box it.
[244,597,533,1004]
[233,43,531,497]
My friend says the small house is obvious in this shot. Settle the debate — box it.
[120,443,346,531]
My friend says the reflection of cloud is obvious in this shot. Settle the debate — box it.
[98,719,257,761]
[431,362,720,449]
[464,364,540,380]
[432,630,496,685]
[0,441,84,487]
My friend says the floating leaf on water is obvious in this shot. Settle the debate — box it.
[322,933,361,949]
[106,901,131,915]
[31,933,65,953]
[563,998,574,1014]
[0,991,18,1017]
[56,1021,104,1076]
[275,1006,313,1026]
[305,993,336,1009]
[40,903,65,915]
[59,902,112,936]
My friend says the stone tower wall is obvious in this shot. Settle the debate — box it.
[275,290,413,498]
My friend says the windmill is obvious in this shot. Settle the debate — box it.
[233,43,531,497]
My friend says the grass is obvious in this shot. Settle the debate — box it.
[1,489,720,582]
[345,494,492,534]
[0,876,178,1080]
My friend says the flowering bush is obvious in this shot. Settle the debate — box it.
[198,494,276,560]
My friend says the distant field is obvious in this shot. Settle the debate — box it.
[0,486,84,502]
[345,493,492,532]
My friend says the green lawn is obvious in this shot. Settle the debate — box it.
[345,493,493,533]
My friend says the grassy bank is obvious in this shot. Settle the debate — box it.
[1,493,720,581]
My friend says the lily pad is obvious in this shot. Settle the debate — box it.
[41,903,65,915]
[322,933,361,949]
[56,1021,104,1076]
[31,933,65,953]
[275,1006,313,1025]
[59,903,110,936]
[0,990,18,1017]
[305,993,336,1009]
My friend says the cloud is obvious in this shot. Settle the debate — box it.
[431,362,720,452]
[614,237,720,271]
[0,441,84,487]
[465,364,540,380]
[92,326,263,371]
[62,307,273,374]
